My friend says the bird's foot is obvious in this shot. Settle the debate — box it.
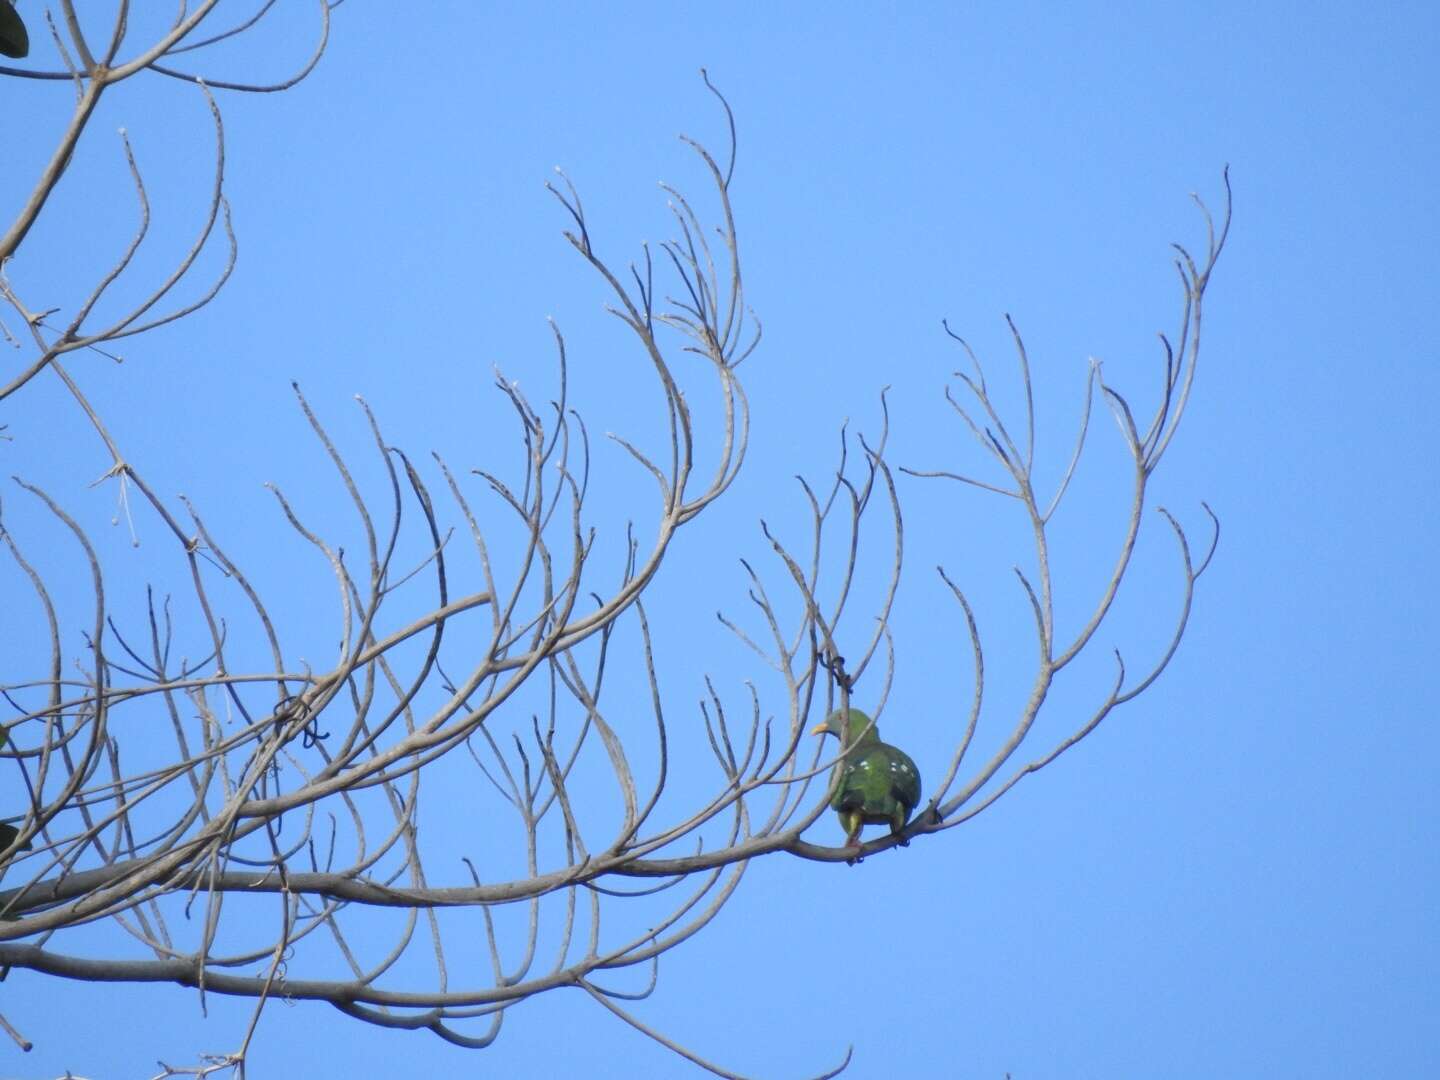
[845,840,863,866]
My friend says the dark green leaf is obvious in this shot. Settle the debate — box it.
[0,3,28,60]
[0,821,30,853]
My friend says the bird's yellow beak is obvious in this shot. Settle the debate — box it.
[809,722,828,736]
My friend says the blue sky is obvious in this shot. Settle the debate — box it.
[2,2,1437,1077]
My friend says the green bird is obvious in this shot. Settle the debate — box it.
[810,707,921,858]
[0,1,27,59]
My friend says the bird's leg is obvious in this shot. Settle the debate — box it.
[891,812,911,848]
[842,812,864,864]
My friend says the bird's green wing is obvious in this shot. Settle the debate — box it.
[0,3,28,59]
[886,742,921,813]
[832,742,921,825]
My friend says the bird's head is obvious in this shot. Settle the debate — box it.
[809,707,881,746]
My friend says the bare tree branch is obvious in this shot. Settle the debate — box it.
[0,11,1231,1074]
